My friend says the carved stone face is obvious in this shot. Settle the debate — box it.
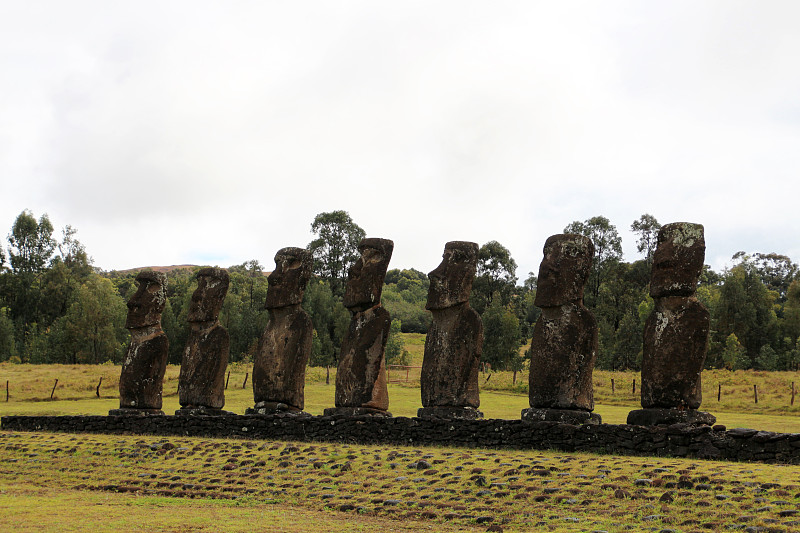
[426,241,479,310]
[650,222,705,298]
[534,234,593,308]
[125,271,167,329]
[343,238,394,311]
[187,267,230,323]
[265,247,312,309]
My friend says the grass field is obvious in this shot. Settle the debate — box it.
[3,431,800,532]
[4,357,800,432]
[5,356,800,531]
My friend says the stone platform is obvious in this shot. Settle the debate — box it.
[4,414,800,465]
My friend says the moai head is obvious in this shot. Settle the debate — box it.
[343,238,394,311]
[650,222,705,298]
[265,247,313,309]
[187,267,230,323]
[534,234,594,308]
[426,241,479,310]
[125,271,167,329]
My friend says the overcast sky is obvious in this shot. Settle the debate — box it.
[2,2,799,280]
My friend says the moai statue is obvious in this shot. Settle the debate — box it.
[324,238,394,417]
[522,234,601,425]
[248,248,313,415]
[418,241,484,420]
[628,222,715,426]
[176,267,231,415]
[110,271,169,416]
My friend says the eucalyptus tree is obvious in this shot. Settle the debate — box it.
[307,210,366,297]
[563,215,623,306]
[630,213,661,265]
[471,240,518,314]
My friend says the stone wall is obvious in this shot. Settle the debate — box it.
[4,414,800,464]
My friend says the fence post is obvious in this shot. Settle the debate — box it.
[754,384,758,404]
[611,379,615,394]
[718,383,721,402]
[96,377,103,398]
[225,370,230,389]
[242,372,249,389]
[792,382,795,406]
[632,379,636,395]
[5,380,8,402]
[50,378,58,400]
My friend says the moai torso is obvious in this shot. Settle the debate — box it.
[118,271,169,411]
[642,296,709,408]
[528,234,598,411]
[421,302,483,408]
[420,241,483,409]
[178,267,230,410]
[335,305,391,409]
[333,238,394,412]
[252,248,313,411]
[529,304,598,410]
[641,223,710,409]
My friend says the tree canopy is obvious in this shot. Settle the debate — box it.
[2,208,800,373]
[564,215,623,305]
[471,240,518,314]
[307,210,366,297]
[630,213,661,264]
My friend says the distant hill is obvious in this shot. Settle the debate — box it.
[112,264,200,275]
[111,265,270,276]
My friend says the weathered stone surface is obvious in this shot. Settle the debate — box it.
[426,241,479,310]
[650,222,705,298]
[627,408,716,427]
[174,406,235,416]
[638,222,711,421]
[420,242,483,417]
[13,408,800,465]
[253,306,313,412]
[343,238,394,311]
[177,267,230,412]
[333,305,391,411]
[322,406,392,417]
[246,402,312,417]
[330,238,394,415]
[116,271,169,414]
[252,248,313,413]
[529,305,598,410]
[528,234,598,413]
[107,408,164,416]
[125,271,168,329]
[521,407,601,425]
[12,413,800,465]
[417,406,483,420]
[641,296,710,409]
[118,328,169,413]
[534,234,594,307]
[264,247,313,309]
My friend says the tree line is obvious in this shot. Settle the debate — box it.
[1,209,798,373]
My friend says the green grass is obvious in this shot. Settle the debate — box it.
[6,361,800,432]
[4,431,800,532]
[6,357,800,531]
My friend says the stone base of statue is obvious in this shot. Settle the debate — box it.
[175,406,235,416]
[521,407,601,425]
[417,406,484,420]
[323,406,392,418]
[627,408,716,426]
[108,408,164,416]
[246,401,310,416]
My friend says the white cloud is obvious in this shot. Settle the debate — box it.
[1,1,799,277]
